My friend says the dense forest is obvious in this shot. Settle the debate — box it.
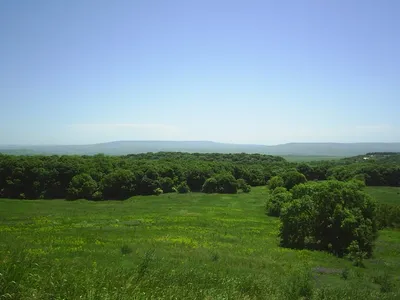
[0,152,399,200]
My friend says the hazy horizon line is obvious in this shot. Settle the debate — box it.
[1,140,400,148]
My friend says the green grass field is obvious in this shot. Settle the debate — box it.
[365,186,400,205]
[1,187,399,299]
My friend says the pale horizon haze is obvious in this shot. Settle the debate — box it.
[0,0,399,146]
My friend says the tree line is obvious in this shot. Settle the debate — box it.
[0,152,399,200]
[0,152,287,200]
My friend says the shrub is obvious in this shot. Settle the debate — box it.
[92,191,103,201]
[237,178,251,193]
[140,176,160,195]
[282,171,307,190]
[241,184,251,193]
[67,173,98,200]
[376,203,400,229]
[120,245,133,255]
[160,177,174,193]
[353,173,366,184]
[373,272,395,293]
[347,241,366,267]
[176,182,190,194]
[154,188,163,196]
[272,186,287,194]
[202,174,238,194]
[279,196,315,249]
[341,268,350,280]
[268,176,284,190]
[101,169,136,199]
[214,173,238,194]
[202,177,218,193]
[266,189,292,217]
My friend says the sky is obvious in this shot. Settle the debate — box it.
[0,0,399,145]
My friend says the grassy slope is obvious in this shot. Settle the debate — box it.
[365,186,400,205]
[0,187,399,299]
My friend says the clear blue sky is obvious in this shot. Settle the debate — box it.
[0,0,399,145]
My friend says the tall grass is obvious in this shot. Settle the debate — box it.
[1,248,399,299]
[0,188,399,299]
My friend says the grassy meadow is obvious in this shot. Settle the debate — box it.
[365,186,400,205]
[1,187,399,299]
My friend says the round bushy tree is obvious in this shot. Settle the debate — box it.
[186,169,209,192]
[279,180,378,257]
[268,176,284,190]
[160,177,174,193]
[279,196,315,249]
[282,171,307,190]
[176,182,191,193]
[237,178,251,193]
[140,175,161,195]
[67,173,98,200]
[101,169,136,200]
[214,174,238,194]
[202,177,218,193]
[154,187,163,195]
[202,174,238,194]
[266,188,292,217]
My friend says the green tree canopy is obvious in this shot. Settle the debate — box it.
[279,180,378,257]
[282,171,307,190]
[67,173,97,200]
[268,176,284,190]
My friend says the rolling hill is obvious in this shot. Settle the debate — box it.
[1,141,400,157]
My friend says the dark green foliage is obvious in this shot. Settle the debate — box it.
[202,174,238,194]
[266,188,292,217]
[139,175,161,196]
[67,173,97,200]
[279,196,316,249]
[160,177,174,193]
[376,203,400,229]
[214,173,238,194]
[268,176,284,190]
[327,163,400,187]
[341,268,350,280]
[101,169,136,199]
[245,167,266,186]
[202,177,218,193]
[241,184,251,193]
[120,245,133,255]
[186,169,210,192]
[237,178,251,193]
[0,151,399,200]
[296,163,321,180]
[373,272,395,293]
[347,241,366,267]
[353,173,366,183]
[282,171,307,190]
[92,191,103,201]
[176,182,191,193]
[279,180,378,257]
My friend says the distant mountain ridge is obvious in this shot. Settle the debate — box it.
[1,141,400,157]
